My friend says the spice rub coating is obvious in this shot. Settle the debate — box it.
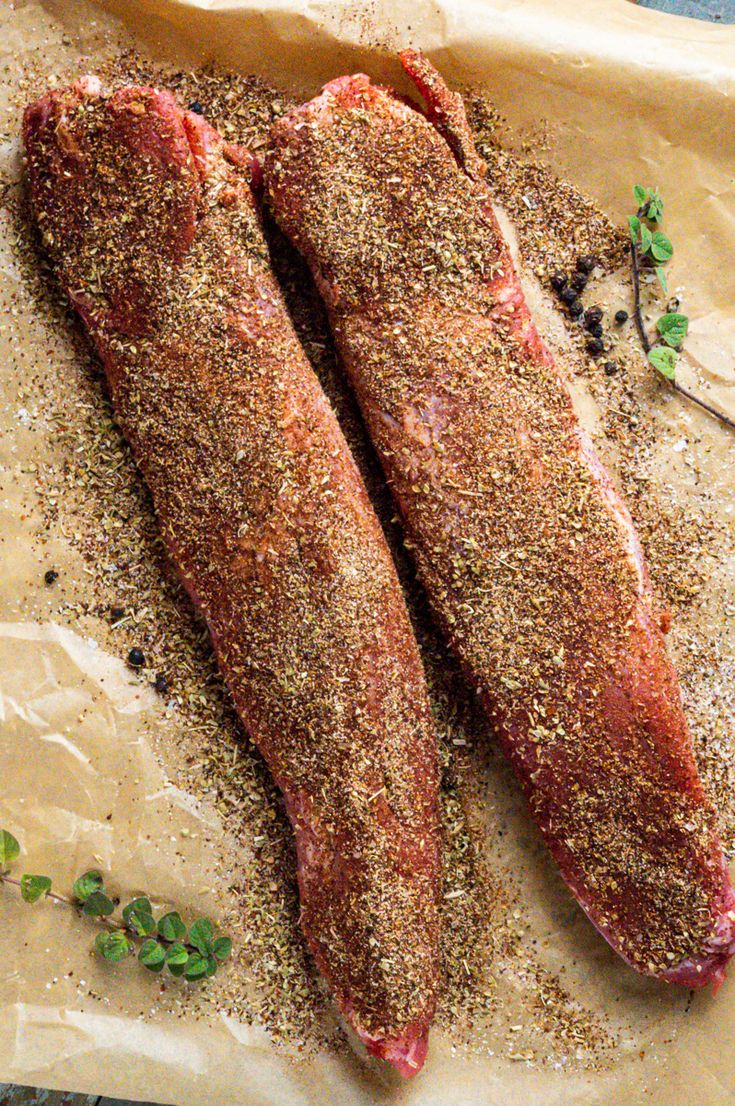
[264,52,735,986]
[23,79,441,1075]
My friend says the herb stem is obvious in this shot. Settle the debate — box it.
[1,873,73,908]
[671,380,735,432]
[1,872,205,954]
[630,242,735,432]
[630,241,651,354]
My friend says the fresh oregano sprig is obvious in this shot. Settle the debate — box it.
[627,185,734,431]
[0,828,232,982]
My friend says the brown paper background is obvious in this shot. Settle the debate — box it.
[1,0,734,1103]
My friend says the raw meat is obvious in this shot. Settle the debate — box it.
[264,51,735,987]
[24,79,441,1075]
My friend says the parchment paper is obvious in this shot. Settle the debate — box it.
[1,1,734,1103]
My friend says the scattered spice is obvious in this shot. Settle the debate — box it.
[127,647,146,669]
[265,54,734,985]
[576,255,597,274]
[1,14,732,1078]
[154,673,169,695]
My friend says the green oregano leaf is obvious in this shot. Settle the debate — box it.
[123,897,155,935]
[648,346,677,380]
[0,829,20,868]
[627,214,641,243]
[82,890,115,917]
[158,911,187,942]
[213,936,232,962]
[639,224,653,255]
[205,955,218,978]
[139,939,166,972]
[20,874,52,903]
[95,931,130,963]
[189,918,213,956]
[123,896,152,923]
[650,231,673,262]
[73,869,104,904]
[633,184,648,207]
[183,953,209,981]
[656,312,689,347]
[167,957,189,978]
[130,911,156,936]
[165,942,189,967]
[647,188,664,222]
[655,266,669,294]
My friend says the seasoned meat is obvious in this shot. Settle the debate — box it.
[264,52,735,987]
[23,78,440,1075]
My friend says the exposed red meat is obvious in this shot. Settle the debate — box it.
[264,52,735,987]
[23,79,441,1075]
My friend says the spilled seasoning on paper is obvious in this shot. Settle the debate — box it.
[2,6,733,1083]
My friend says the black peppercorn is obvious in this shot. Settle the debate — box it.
[604,361,618,375]
[569,299,584,318]
[154,673,169,695]
[576,255,596,274]
[44,569,58,586]
[571,272,588,293]
[550,273,567,294]
[110,606,125,622]
[587,337,604,356]
[188,101,204,115]
[584,306,603,328]
[560,286,577,305]
[127,647,145,669]
[589,322,604,339]
[614,309,629,324]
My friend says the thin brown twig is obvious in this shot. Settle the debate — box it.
[1,873,74,908]
[670,379,735,431]
[630,241,735,432]
[630,240,651,354]
[2,872,130,937]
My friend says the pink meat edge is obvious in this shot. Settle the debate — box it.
[360,1020,429,1078]
[552,839,735,992]
[284,794,432,1079]
[661,892,735,992]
